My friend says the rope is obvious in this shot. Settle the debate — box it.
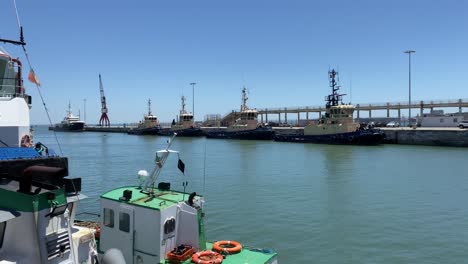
[13,0,64,156]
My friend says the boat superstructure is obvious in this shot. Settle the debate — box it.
[275,69,384,145]
[128,99,161,135]
[206,87,274,140]
[0,48,32,147]
[1,30,98,263]
[158,96,204,137]
[93,134,278,264]
[49,102,85,132]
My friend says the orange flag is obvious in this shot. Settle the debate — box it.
[28,69,41,86]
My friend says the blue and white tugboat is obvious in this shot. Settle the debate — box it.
[206,87,274,140]
[128,99,161,135]
[158,96,204,137]
[0,30,98,263]
[275,69,384,145]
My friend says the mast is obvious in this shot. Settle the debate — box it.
[148,99,152,116]
[241,86,249,112]
[325,69,345,109]
[98,74,110,126]
[68,101,72,117]
[180,96,187,115]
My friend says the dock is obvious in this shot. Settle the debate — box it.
[381,127,468,147]
[84,126,131,133]
[79,126,468,147]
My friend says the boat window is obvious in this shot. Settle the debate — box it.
[119,212,130,233]
[0,222,5,248]
[103,208,114,228]
[453,118,458,123]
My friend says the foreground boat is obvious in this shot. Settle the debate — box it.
[158,95,204,137]
[80,134,278,264]
[49,102,85,132]
[128,98,161,135]
[0,36,98,263]
[206,87,275,140]
[274,69,384,145]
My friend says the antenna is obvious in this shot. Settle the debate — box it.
[147,133,178,195]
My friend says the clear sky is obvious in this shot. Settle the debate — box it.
[2,0,468,124]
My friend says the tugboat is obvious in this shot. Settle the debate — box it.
[49,101,85,131]
[205,87,274,140]
[128,99,161,135]
[84,134,278,264]
[158,96,204,137]
[0,29,98,263]
[275,69,384,145]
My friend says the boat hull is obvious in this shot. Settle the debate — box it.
[49,122,85,132]
[206,127,275,140]
[127,127,160,135]
[158,127,205,137]
[274,130,384,145]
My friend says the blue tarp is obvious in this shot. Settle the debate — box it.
[0,147,53,160]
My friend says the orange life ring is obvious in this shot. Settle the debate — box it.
[191,250,223,264]
[212,240,242,254]
[20,134,31,147]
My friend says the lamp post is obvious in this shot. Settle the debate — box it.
[404,50,415,126]
[83,98,86,123]
[190,82,196,119]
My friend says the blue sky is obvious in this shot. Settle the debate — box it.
[2,0,467,124]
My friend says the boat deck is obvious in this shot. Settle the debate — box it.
[176,242,277,264]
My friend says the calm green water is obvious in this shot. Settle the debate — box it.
[34,126,468,263]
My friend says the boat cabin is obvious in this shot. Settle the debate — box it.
[99,186,206,264]
[326,104,355,121]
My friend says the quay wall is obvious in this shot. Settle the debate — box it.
[382,128,468,147]
[84,126,130,133]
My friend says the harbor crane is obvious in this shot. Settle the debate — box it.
[98,74,110,126]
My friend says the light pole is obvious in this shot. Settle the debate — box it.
[190,82,196,119]
[404,50,415,126]
[83,98,86,123]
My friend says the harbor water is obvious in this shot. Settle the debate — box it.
[34,126,468,263]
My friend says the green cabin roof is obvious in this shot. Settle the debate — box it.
[101,186,201,210]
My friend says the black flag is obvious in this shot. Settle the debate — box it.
[178,159,185,174]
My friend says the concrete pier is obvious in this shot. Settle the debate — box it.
[381,127,468,147]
